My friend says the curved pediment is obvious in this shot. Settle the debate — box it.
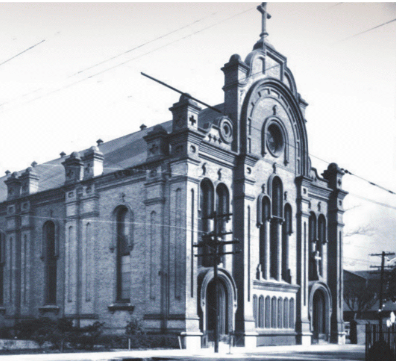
[240,79,309,176]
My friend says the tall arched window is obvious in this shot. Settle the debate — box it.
[318,215,326,277]
[216,183,229,265]
[259,296,264,328]
[260,197,270,279]
[265,296,271,328]
[278,297,283,328]
[0,232,5,305]
[44,221,57,304]
[272,177,283,218]
[309,212,317,280]
[283,298,289,328]
[216,183,229,232]
[270,177,283,279]
[282,204,292,282]
[116,206,131,302]
[289,298,295,329]
[199,179,214,267]
[271,296,277,328]
[309,213,317,243]
[253,295,258,328]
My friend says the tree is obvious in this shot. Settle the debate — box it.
[344,276,378,319]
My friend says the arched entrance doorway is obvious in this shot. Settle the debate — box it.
[313,290,326,341]
[198,269,238,344]
[206,279,228,339]
[309,281,332,344]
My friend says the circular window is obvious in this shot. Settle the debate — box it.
[266,122,284,157]
[219,118,233,144]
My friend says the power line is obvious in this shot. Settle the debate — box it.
[339,18,396,43]
[0,5,255,114]
[141,72,222,114]
[0,39,45,67]
[139,66,396,197]
[349,193,395,210]
[70,10,221,78]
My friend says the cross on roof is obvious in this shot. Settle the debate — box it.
[257,2,271,40]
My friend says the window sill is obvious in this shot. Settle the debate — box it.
[108,303,135,313]
[39,305,60,315]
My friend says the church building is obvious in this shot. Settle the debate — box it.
[0,3,347,348]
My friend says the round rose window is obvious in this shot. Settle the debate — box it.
[266,123,284,157]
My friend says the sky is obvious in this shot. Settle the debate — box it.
[0,2,395,271]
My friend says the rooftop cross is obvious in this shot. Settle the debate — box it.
[257,2,271,41]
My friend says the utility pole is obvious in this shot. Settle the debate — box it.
[370,251,396,333]
[195,210,240,353]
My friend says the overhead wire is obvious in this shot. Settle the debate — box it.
[0,39,45,67]
[0,5,256,114]
[69,9,221,77]
[0,6,393,205]
[339,18,396,43]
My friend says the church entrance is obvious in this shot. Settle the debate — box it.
[313,290,326,342]
[206,279,228,341]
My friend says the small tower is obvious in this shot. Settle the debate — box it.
[62,152,84,184]
[143,125,169,161]
[19,167,39,196]
[4,172,21,200]
[82,146,104,179]
[169,93,200,133]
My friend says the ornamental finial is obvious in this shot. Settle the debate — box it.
[257,2,272,41]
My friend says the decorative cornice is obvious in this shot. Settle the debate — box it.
[253,280,300,293]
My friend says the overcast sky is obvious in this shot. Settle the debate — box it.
[0,2,395,270]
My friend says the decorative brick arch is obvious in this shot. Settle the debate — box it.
[198,268,238,334]
[308,281,332,340]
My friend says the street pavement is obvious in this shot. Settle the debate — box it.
[0,344,365,361]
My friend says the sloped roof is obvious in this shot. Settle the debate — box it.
[198,103,223,129]
[0,101,227,204]
[0,120,173,203]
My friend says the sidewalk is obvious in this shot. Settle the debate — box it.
[0,344,365,361]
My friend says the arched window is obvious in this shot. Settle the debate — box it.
[289,298,295,329]
[116,206,131,302]
[216,183,229,230]
[265,296,271,328]
[283,298,289,328]
[272,177,283,218]
[0,232,5,305]
[270,177,283,279]
[253,295,258,328]
[317,215,326,277]
[309,212,317,243]
[44,221,57,304]
[309,212,317,280]
[200,179,214,233]
[216,184,229,265]
[282,204,292,282]
[278,297,283,328]
[260,197,270,279]
[259,296,264,328]
[199,179,214,267]
[271,296,277,328]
